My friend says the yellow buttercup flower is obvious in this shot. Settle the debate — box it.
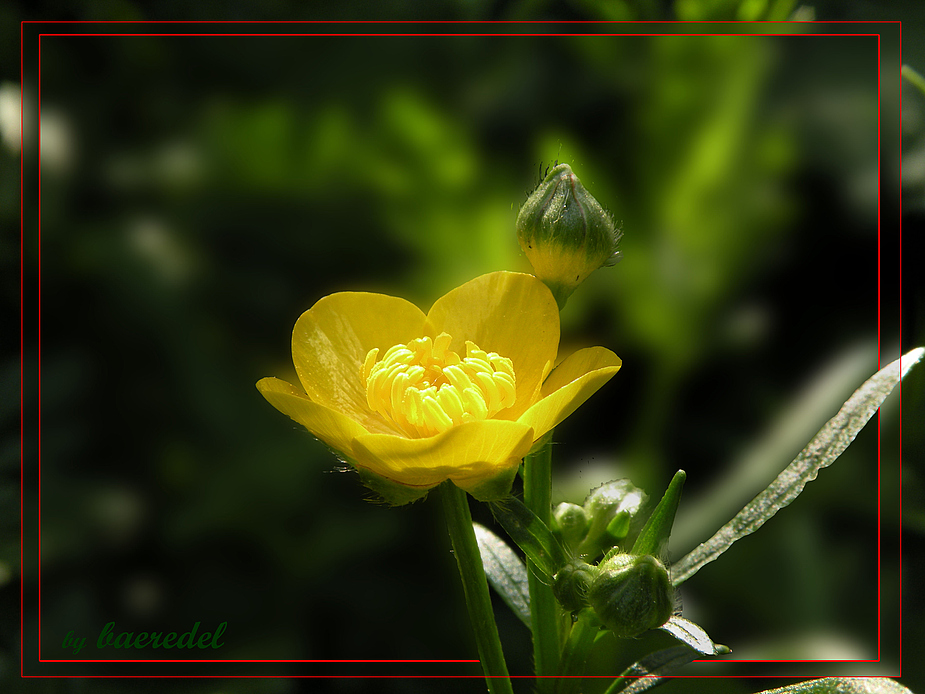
[257,271,621,504]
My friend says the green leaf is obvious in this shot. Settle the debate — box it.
[489,497,568,580]
[603,646,698,694]
[658,616,729,656]
[902,64,925,97]
[672,347,924,586]
[754,678,913,694]
[671,342,876,555]
[631,470,686,557]
[473,522,531,629]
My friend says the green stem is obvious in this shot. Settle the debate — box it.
[556,609,601,694]
[439,482,514,694]
[524,441,561,686]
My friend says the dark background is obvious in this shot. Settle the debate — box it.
[5,1,925,693]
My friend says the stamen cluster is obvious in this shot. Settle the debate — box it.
[363,332,516,437]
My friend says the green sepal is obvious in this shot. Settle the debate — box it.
[350,457,518,506]
[489,496,568,580]
[606,511,631,540]
[354,466,433,506]
[631,470,686,557]
[467,463,520,503]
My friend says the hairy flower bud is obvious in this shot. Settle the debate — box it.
[553,559,597,613]
[587,552,674,638]
[553,502,590,550]
[577,479,647,560]
[516,163,622,307]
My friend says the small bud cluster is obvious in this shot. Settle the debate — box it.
[550,479,675,638]
[552,550,674,639]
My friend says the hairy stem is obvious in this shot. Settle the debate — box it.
[439,482,514,694]
[524,441,561,687]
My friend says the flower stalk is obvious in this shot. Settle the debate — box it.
[557,609,601,693]
[523,442,562,687]
[439,481,514,694]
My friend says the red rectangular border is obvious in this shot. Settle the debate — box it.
[18,19,904,680]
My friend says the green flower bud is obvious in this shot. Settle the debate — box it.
[587,552,674,638]
[553,559,598,613]
[516,163,622,307]
[553,502,590,550]
[577,479,647,559]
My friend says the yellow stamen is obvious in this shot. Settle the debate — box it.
[362,348,380,381]
[362,332,516,437]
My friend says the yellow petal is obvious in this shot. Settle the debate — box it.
[518,346,622,440]
[350,419,534,490]
[292,292,426,425]
[257,377,371,454]
[424,272,559,421]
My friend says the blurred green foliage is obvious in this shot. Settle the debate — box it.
[5,1,923,693]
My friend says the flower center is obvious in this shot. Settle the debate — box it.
[362,332,516,437]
